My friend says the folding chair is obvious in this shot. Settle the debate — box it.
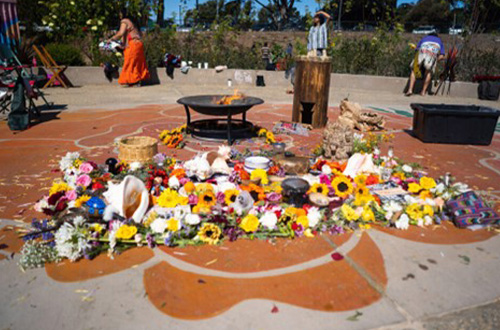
[33,45,72,88]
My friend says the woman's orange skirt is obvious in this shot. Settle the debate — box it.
[118,39,150,85]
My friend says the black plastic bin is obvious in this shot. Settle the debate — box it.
[410,103,500,145]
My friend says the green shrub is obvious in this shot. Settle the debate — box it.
[44,43,85,66]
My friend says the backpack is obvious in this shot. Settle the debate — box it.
[7,76,29,131]
[478,81,500,101]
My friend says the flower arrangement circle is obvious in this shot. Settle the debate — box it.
[19,130,495,274]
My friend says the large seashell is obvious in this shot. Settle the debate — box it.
[211,157,231,175]
[308,192,330,207]
[103,175,149,223]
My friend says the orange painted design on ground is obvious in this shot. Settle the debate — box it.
[144,233,385,320]
[375,221,497,245]
[46,247,154,282]
[159,234,351,273]
[0,227,25,254]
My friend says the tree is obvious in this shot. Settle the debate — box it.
[404,0,451,31]
[252,0,298,30]
[38,0,151,41]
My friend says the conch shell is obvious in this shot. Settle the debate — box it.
[343,153,378,178]
[103,175,149,223]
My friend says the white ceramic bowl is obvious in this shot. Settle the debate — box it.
[245,156,271,170]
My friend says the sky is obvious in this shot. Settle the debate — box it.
[164,0,416,20]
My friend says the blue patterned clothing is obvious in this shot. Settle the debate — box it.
[308,23,327,51]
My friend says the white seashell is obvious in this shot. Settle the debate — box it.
[218,145,232,159]
[103,175,149,223]
[211,157,231,174]
[308,193,330,207]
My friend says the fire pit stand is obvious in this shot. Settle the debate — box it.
[178,95,264,145]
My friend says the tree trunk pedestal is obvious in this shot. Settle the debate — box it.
[292,56,332,129]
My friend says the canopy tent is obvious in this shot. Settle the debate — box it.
[0,0,20,56]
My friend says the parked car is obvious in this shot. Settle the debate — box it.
[449,25,465,35]
[412,26,437,34]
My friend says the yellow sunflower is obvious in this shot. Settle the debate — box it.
[49,181,70,196]
[195,183,214,194]
[280,207,297,222]
[308,183,329,196]
[192,204,211,214]
[332,176,354,199]
[240,214,260,232]
[354,174,367,187]
[199,191,217,207]
[198,223,222,245]
[224,189,240,205]
[353,185,373,206]
[74,195,91,208]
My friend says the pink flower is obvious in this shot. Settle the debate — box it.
[76,174,92,187]
[216,192,225,204]
[188,194,198,205]
[65,190,78,201]
[79,162,94,174]
[179,177,190,186]
[319,174,331,185]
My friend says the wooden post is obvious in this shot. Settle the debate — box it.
[292,56,332,129]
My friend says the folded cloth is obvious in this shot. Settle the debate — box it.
[99,40,123,52]
[446,191,500,228]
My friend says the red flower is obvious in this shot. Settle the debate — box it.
[92,182,105,190]
[291,222,299,231]
[366,174,380,186]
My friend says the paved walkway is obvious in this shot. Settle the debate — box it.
[0,86,499,329]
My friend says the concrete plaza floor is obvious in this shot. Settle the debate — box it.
[0,83,499,329]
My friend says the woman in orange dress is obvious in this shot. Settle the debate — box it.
[108,10,150,86]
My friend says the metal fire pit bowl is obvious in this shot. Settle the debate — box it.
[177,95,264,145]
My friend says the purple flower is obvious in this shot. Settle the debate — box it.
[216,192,225,204]
[294,224,304,237]
[228,171,241,183]
[266,192,282,203]
[146,233,155,248]
[164,232,173,246]
[329,225,344,235]
[224,227,242,242]
[153,153,167,165]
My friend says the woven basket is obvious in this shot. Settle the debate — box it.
[119,136,158,163]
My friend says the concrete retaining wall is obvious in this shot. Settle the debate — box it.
[63,66,479,99]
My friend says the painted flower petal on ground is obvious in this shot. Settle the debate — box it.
[144,233,386,320]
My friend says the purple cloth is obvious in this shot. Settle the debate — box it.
[417,35,445,55]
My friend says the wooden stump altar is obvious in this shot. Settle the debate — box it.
[292,56,332,129]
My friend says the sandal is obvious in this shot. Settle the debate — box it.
[404,92,413,97]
